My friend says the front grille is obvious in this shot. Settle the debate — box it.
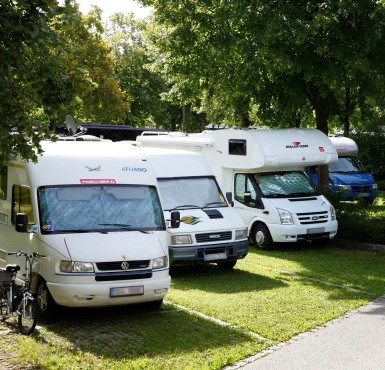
[195,231,232,243]
[296,211,329,225]
[351,185,372,193]
[96,260,150,271]
[95,271,152,281]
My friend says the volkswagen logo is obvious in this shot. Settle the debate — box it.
[121,261,130,270]
[312,216,319,221]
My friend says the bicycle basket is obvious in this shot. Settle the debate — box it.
[0,269,12,284]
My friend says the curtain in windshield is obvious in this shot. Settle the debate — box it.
[38,185,164,233]
[254,172,317,197]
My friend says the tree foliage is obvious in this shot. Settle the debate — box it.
[0,0,60,162]
[140,0,385,134]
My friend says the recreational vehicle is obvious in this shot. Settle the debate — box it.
[0,141,179,317]
[137,128,339,250]
[132,145,249,269]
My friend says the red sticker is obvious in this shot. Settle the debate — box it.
[80,179,116,184]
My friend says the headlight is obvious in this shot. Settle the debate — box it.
[373,184,378,190]
[337,184,351,191]
[235,228,248,240]
[277,208,293,225]
[60,261,94,273]
[170,234,192,245]
[330,206,336,221]
[153,256,168,269]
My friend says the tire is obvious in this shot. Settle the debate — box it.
[17,298,38,335]
[216,260,237,270]
[36,281,59,319]
[252,223,274,250]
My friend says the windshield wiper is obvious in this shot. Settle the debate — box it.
[288,192,314,197]
[98,223,149,234]
[172,204,202,210]
[203,201,227,208]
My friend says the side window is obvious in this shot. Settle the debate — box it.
[229,139,246,155]
[12,185,34,225]
[234,174,246,202]
[0,165,7,199]
[235,174,257,205]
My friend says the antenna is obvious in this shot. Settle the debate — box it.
[65,115,77,136]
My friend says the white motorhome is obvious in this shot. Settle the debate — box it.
[137,128,339,250]
[0,141,179,318]
[131,144,249,269]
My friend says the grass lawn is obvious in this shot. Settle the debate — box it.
[1,244,385,369]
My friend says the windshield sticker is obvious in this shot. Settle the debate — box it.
[80,179,116,184]
[181,216,201,225]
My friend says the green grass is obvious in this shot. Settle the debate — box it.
[1,245,385,369]
[336,193,385,244]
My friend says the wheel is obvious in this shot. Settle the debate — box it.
[252,223,274,250]
[216,260,237,270]
[17,298,38,335]
[36,281,59,319]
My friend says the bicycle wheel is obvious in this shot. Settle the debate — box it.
[17,298,38,335]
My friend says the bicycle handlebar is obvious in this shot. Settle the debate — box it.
[7,251,46,259]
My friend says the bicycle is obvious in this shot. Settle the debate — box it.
[0,251,45,335]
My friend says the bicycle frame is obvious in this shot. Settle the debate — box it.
[0,251,44,335]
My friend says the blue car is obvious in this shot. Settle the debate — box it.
[306,136,378,204]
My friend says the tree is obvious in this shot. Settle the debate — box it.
[139,0,385,191]
[37,3,129,128]
[0,0,60,162]
[105,12,208,131]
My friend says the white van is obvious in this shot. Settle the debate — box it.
[0,140,179,318]
[137,128,339,250]
[132,145,249,269]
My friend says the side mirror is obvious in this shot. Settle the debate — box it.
[15,213,29,233]
[170,211,180,228]
[244,191,252,204]
[226,192,234,206]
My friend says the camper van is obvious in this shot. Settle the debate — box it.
[132,144,249,269]
[0,140,179,318]
[306,135,378,204]
[137,128,339,250]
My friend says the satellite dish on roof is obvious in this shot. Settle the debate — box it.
[65,115,77,136]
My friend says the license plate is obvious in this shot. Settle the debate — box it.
[358,193,369,198]
[204,252,227,261]
[307,227,325,234]
[110,286,144,297]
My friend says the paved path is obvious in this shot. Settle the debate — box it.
[233,295,385,370]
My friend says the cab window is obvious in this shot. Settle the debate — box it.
[12,185,34,224]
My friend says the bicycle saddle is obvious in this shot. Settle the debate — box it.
[5,264,20,272]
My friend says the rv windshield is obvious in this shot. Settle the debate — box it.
[254,171,318,198]
[38,185,165,234]
[329,157,366,173]
[158,177,227,211]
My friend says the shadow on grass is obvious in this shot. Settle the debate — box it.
[35,303,266,362]
[169,263,287,293]
[249,241,385,296]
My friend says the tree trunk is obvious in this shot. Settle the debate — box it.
[305,84,331,196]
[240,113,250,128]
